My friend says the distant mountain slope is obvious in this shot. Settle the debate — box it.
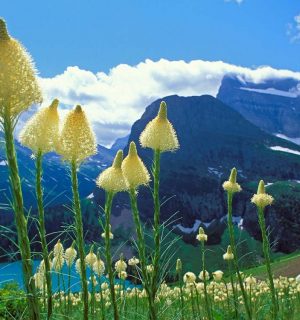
[217,75,300,139]
[0,131,114,208]
[107,94,300,251]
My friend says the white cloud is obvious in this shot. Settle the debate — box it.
[30,59,300,146]
[287,14,300,42]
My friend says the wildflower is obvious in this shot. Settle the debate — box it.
[101,282,109,290]
[222,168,242,194]
[58,105,97,163]
[128,256,140,266]
[93,257,105,276]
[115,259,127,273]
[52,255,64,272]
[34,271,45,291]
[196,227,208,242]
[96,150,128,193]
[85,246,97,268]
[212,270,224,282]
[245,276,257,286]
[199,270,210,281]
[19,99,59,153]
[183,272,196,284]
[139,101,179,152]
[296,275,300,283]
[251,180,274,209]
[176,258,182,273]
[223,245,234,261]
[146,264,154,273]
[0,18,42,118]
[101,224,113,239]
[64,244,77,267]
[122,141,150,189]
[54,239,64,257]
[119,271,127,280]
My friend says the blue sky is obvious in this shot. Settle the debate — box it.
[2,0,300,77]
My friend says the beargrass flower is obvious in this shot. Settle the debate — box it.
[58,105,97,164]
[93,257,105,276]
[128,256,140,266]
[183,272,196,284]
[115,259,127,273]
[223,246,234,261]
[64,244,77,267]
[96,150,128,193]
[139,101,179,152]
[199,270,210,281]
[54,239,64,257]
[196,227,208,242]
[0,18,42,119]
[122,141,150,188]
[212,270,224,282]
[19,99,59,153]
[222,168,242,194]
[251,180,274,209]
[85,246,97,268]
[101,224,113,239]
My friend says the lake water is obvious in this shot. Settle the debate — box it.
[0,260,135,292]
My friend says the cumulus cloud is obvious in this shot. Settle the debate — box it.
[287,14,300,42]
[29,59,300,146]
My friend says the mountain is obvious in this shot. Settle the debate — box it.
[0,131,114,209]
[217,75,300,140]
[95,94,300,252]
[110,135,129,152]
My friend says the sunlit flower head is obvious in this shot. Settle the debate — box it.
[128,256,140,266]
[122,141,150,189]
[212,270,224,282]
[222,168,242,194]
[93,256,105,276]
[251,180,274,209]
[64,242,77,267]
[58,105,97,164]
[183,272,196,284]
[196,227,208,242]
[115,259,127,273]
[176,258,182,273]
[0,19,42,119]
[85,245,97,268]
[199,270,210,281]
[19,99,59,153]
[223,245,234,261]
[139,101,179,152]
[96,150,128,193]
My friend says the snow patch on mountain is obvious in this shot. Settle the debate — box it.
[270,146,300,156]
[240,87,299,98]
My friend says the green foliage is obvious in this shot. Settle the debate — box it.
[0,282,27,319]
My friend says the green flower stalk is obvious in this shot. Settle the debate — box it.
[251,180,279,319]
[122,141,156,319]
[176,259,184,320]
[223,168,251,320]
[140,101,179,313]
[20,98,60,319]
[96,150,129,320]
[0,18,42,320]
[59,105,97,320]
[197,227,212,320]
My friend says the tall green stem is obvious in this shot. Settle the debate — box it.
[2,114,40,320]
[227,192,251,320]
[104,191,119,320]
[257,207,279,319]
[201,241,212,320]
[151,149,161,303]
[129,188,156,320]
[71,160,89,320]
[36,150,52,319]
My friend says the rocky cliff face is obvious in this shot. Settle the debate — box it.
[112,94,300,251]
[217,75,300,138]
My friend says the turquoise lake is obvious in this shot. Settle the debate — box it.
[0,260,135,292]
